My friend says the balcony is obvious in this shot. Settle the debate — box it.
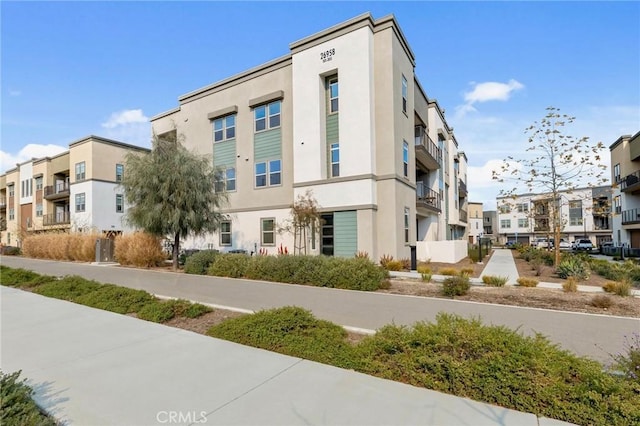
[621,208,640,225]
[620,171,640,193]
[0,197,5,210]
[459,209,468,223]
[414,127,441,171]
[44,179,70,201]
[416,182,441,214]
[43,211,70,226]
[458,179,468,197]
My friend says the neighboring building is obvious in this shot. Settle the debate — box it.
[0,136,150,247]
[483,210,498,242]
[610,131,640,248]
[496,186,612,246]
[467,202,483,244]
[151,13,469,262]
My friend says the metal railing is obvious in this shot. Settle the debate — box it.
[416,182,441,211]
[459,209,468,223]
[43,211,70,226]
[620,170,640,192]
[458,179,467,196]
[622,208,640,225]
[44,179,70,198]
[414,127,442,166]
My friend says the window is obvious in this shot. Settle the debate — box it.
[21,179,32,197]
[330,143,340,177]
[517,203,529,213]
[254,101,280,132]
[75,162,86,181]
[215,168,236,192]
[404,207,410,243]
[213,114,236,142]
[401,75,408,113]
[35,176,43,190]
[498,204,511,214]
[269,160,281,185]
[614,196,621,214]
[8,184,14,197]
[329,78,339,113]
[500,219,511,228]
[518,218,528,228]
[8,208,15,220]
[116,194,124,213]
[36,203,43,217]
[403,141,409,177]
[569,200,583,226]
[255,162,267,187]
[116,164,124,182]
[255,161,281,188]
[614,163,621,183]
[220,221,232,246]
[261,218,275,245]
[75,193,86,212]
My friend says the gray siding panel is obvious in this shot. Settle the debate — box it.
[254,128,282,161]
[214,140,236,167]
[334,210,357,257]
[326,113,339,144]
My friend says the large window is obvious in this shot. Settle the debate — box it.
[500,219,511,228]
[329,78,339,113]
[8,208,15,220]
[261,218,275,246]
[516,203,529,213]
[8,184,14,197]
[569,200,583,226]
[614,196,621,214]
[75,193,86,212]
[75,162,86,181]
[518,218,528,228]
[498,204,511,214]
[404,207,410,243]
[255,160,281,188]
[401,75,408,113]
[36,203,43,217]
[116,194,124,213]
[220,221,232,246]
[614,163,621,183]
[215,168,236,192]
[403,141,409,177]
[35,176,43,190]
[214,114,236,142]
[116,164,124,182]
[254,101,280,132]
[269,160,281,185]
[330,143,340,177]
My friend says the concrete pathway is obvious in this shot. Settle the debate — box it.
[1,286,571,426]
[477,248,520,284]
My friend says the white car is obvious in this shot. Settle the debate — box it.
[573,239,594,251]
[534,238,553,249]
[559,239,572,250]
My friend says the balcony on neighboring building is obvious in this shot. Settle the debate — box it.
[621,208,640,225]
[0,197,5,210]
[459,209,468,223]
[44,179,70,201]
[43,211,70,226]
[414,126,441,171]
[458,179,468,197]
[620,170,640,193]
[416,181,441,214]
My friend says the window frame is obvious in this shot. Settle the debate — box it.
[36,203,43,217]
[404,207,410,244]
[614,163,621,183]
[329,78,339,113]
[35,176,43,190]
[213,114,236,143]
[330,143,340,177]
[115,164,124,182]
[255,161,281,188]
[115,194,124,213]
[402,140,409,177]
[261,218,276,246]
[254,101,281,133]
[8,208,15,220]
[401,75,408,114]
[75,162,86,181]
[220,221,232,246]
[500,219,511,228]
[75,192,86,212]
[8,184,14,197]
[518,218,528,228]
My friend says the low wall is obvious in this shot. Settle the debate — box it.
[416,240,467,263]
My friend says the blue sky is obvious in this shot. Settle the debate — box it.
[2,1,639,208]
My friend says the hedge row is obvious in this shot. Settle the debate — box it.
[198,254,388,291]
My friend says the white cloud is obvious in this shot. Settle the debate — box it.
[1,144,67,172]
[8,89,21,97]
[101,109,149,129]
[456,79,524,118]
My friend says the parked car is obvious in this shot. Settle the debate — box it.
[534,238,553,249]
[558,239,572,250]
[599,241,614,254]
[504,241,517,249]
[573,239,594,251]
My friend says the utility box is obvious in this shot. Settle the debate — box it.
[95,238,115,263]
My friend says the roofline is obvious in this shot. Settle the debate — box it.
[428,99,452,133]
[609,134,632,151]
[496,184,612,200]
[150,106,181,122]
[68,135,151,152]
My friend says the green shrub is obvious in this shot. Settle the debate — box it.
[421,273,432,282]
[183,250,219,274]
[517,277,538,287]
[323,257,387,291]
[208,306,356,367]
[0,266,56,288]
[530,257,544,276]
[1,370,56,426]
[482,275,508,287]
[183,303,213,318]
[1,246,21,256]
[416,264,431,274]
[591,295,613,309]
[74,285,155,314]
[33,275,103,300]
[442,275,470,296]
[556,256,590,281]
[137,301,176,323]
[207,254,250,278]
[562,277,578,293]
[439,267,459,276]
[612,333,640,383]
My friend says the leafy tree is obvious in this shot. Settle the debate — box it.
[492,107,607,266]
[121,132,227,270]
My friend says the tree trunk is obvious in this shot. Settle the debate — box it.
[172,232,180,271]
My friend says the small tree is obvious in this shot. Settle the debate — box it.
[493,107,607,266]
[280,190,321,255]
[121,132,227,270]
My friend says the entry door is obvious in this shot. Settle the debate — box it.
[321,213,334,256]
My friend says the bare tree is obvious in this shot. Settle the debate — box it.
[492,107,607,265]
[279,190,321,255]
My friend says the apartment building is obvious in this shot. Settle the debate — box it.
[610,131,640,248]
[496,186,612,246]
[0,136,150,246]
[483,210,498,242]
[467,202,483,244]
[151,13,469,262]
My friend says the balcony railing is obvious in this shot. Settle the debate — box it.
[43,211,70,226]
[414,127,441,170]
[416,182,441,212]
[459,209,468,223]
[620,170,640,192]
[621,208,640,225]
[458,179,468,197]
[0,198,5,209]
[44,179,70,200]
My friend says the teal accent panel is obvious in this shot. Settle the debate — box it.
[334,210,357,257]
[326,113,339,144]
[214,140,236,167]
[254,128,282,161]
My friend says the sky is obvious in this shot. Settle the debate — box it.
[2,1,639,209]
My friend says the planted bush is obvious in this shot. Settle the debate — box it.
[74,284,155,314]
[137,300,176,323]
[556,256,590,281]
[482,275,508,287]
[517,277,539,287]
[0,266,56,288]
[421,273,432,283]
[1,370,56,426]
[612,333,640,383]
[33,276,103,300]
[184,250,219,274]
[562,277,578,293]
[323,257,388,291]
[207,253,250,278]
[416,265,431,274]
[114,232,165,267]
[591,295,613,309]
[21,232,97,261]
[383,260,403,271]
[439,267,459,276]
[603,279,632,297]
[442,275,470,296]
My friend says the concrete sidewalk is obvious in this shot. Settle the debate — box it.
[1,286,571,425]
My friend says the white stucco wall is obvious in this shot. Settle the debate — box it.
[71,181,130,232]
[417,240,467,263]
